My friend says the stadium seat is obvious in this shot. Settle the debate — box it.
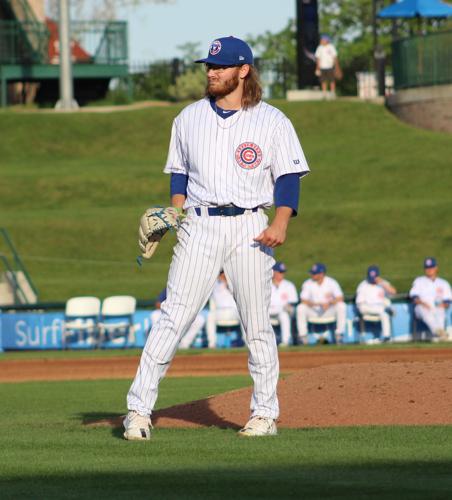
[62,296,101,348]
[307,315,337,344]
[98,295,136,347]
[209,299,243,348]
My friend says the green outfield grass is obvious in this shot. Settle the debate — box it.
[1,101,451,302]
[2,373,452,499]
[0,341,450,361]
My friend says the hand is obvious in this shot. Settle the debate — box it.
[254,220,287,248]
[254,207,291,248]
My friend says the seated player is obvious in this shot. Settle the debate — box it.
[409,257,451,341]
[206,271,241,348]
[355,265,396,342]
[296,263,346,344]
[151,288,206,349]
[269,261,298,346]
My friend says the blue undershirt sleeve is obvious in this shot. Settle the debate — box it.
[170,173,188,197]
[274,173,301,216]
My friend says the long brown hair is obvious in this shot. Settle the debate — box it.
[242,65,262,109]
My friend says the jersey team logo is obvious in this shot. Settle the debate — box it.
[210,40,222,55]
[235,142,263,170]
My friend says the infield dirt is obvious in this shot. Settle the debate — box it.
[3,348,450,429]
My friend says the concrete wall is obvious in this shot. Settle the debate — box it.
[386,84,452,134]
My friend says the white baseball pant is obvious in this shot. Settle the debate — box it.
[414,304,446,335]
[150,310,206,349]
[269,307,292,346]
[357,304,391,339]
[127,209,279,419]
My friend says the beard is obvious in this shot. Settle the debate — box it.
[206,71,240,98]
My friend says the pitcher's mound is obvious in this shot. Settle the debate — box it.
[88,360,452,429]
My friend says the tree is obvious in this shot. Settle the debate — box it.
[246,20,298,97]
[168,66,205,102]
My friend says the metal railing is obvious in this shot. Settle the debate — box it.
[0,20,128,65]
[0,20,49,63]
[0,228,38,304]
[392,30,452,90]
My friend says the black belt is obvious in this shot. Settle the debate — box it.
[194,206,259,217]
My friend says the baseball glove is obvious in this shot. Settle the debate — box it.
[138,206,184,260]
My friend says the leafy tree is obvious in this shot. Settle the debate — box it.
[131,60,174,100]
[168,66,205,101]
[246,19,298,97]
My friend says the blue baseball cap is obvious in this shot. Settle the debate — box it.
[195,36,254,66]
[321,34,331,42]
[367,265,380,284]
[273,261,287,273]
[309,263,326,275]
[424,257,437,269]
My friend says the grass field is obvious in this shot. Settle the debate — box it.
[2,348,452,499]
[1,101,451,302]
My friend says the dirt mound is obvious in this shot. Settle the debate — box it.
[89,359,452,429]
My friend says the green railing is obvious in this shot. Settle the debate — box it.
[0,20,49,63]
[73,21,128,65]
[392,30,452,90]
[0,228,38,305]
[0,20,128,65]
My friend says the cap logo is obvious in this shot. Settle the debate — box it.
[235,142,263,170]
[426,259,432,266]
[209,40,222,56]
[239,55,245,60]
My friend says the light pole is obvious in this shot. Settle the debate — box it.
[373,0,386,97]
[56,0,78,109]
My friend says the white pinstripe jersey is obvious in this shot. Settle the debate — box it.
[164,98,310,209]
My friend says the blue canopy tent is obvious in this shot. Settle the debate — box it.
[378,0,452,19]
[377,0,452,91]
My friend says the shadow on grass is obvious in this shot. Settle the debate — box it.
[79,396,242,439]
[3,462,452,499]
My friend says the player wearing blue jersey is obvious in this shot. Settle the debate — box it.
[124,36,310,440]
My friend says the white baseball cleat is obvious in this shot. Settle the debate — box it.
[123,410,152,441]
[238,416,277,437]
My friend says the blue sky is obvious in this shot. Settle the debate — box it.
[118,0,295,63]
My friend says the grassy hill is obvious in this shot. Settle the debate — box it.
[0,101,451,302]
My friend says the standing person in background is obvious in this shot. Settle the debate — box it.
[409,257,451,341]
[296,263,346,344]
[315,34,340,99]
[206,271,241,349]
[355,265,397,342]
[150,288,206,349]
[269,261,298,346]
[123,35,310,440]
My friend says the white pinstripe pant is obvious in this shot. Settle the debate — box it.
[127,209,279,419]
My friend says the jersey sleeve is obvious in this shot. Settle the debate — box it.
[271,117,310,181]
[409,278,421,299]
[355,281,365,304]
[287,281,299,304]
[300,281,311,301]
[163,117,189,175]
[331,279,344,299]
